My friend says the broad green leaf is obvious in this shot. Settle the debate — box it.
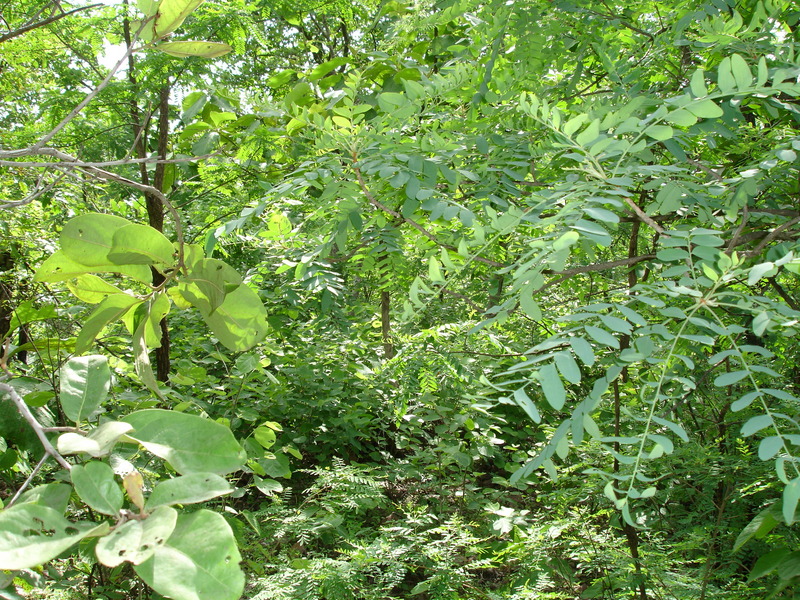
[512,387,540,423]
[562,113,587,136]
[61,213,132,266]
[132,308,165,400]
[717,56,735,93]
[731,390,761,412]
[67,274,125,304]
[651,415,689,442]
[713,370,749,387]
[134,510,244,600]
[6,300,57,331]
[137,0,158,15]
[157,41,233,58]
[741,414,772,437]
[122,409,246,475]
[778,551,800,580]
[108,224,175,266]
[308,57,349,81]
[686,99,723,119]
[261,452,291,478]
[730,53,752,90]
[179,259,241,314]
[734,503,781,551]
[569,336,595,366]
[96,506,178,567]
[520,292,542,320]
[584,325,619,349]
[759,436,784,461]
[643,125,673,141]
[143,292,171,348]
[153,0,204,37]
[554,352,581,384]
[145,473,233,510]
[784,477,800,524]
[0,504,102,569]
[198,284,268,352]
[428,257,444,283]
[60,355,110,423]
[540,363,566,411]
[71,461,123,516]
[690,68,707,97]
[757,56,769,86]
[748,261,776,285]
[16,483,72,513]
[575,118,600,146]
[552,230,579,251]
[75,294,142,354]
[58,421,134,457]
[665,109,697,127]
[749,548,790,581]
[34,250,152,284]
[254,425,276,449]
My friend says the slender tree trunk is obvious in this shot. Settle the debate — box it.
[613,221,647,600]
[123,14,171,381]
[381,290,394,359]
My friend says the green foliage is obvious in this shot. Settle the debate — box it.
[5,0,800,599]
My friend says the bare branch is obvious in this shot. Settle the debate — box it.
[541,254,656,291]
[0,381,71,471]
[0,152,218,168]
[0,3,102,44]
[746,216,800,257]
[0,170,68,209]
[624,196,667,236]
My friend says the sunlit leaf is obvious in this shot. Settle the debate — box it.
[157,41,233,58]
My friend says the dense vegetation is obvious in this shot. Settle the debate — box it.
[2,0,800,598]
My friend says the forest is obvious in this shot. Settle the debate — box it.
[1,0,800,598]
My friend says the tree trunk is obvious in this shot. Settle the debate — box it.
[124,15,171,381]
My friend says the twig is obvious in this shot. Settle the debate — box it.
[0,3,102,44]
[725,205,748,254]
[0,153,218,168]
[747,216,800,257]
[6,454,49,508]
[541,254,656,292]
[624,196,667,236]
[0,170,68,209]
[0,381,71,471]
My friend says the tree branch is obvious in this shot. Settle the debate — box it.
[0,3,102,44]
[0,382,71,471]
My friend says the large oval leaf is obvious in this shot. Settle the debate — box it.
[199,284,268,352]
[35,250,153,284]
[134,510,244,600]
[146,473,233,510]
[0,504,103,569]
[157,41,233,58]
[96,506,177,567]
[71,461,123,516]
[60,213,133,267]
[153,0,204,37]
[60,355,110,423]
[122,409,246,475]
[108,224,175,266]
